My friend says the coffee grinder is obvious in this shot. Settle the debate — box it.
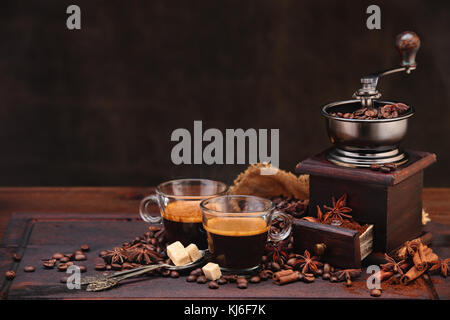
[296,31,436,253]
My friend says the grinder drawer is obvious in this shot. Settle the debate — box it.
[292,219,373,269]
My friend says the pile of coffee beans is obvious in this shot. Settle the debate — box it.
[330,103,410,120]
[96,226,169,272]
[271,196,308,218]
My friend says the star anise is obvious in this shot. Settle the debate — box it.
[323,194,353,223]
[380,254,407,276]
[293,250,323,274]
[302,206,325,223]
[127,246,162,265]
[430,258,450,278]
[103,247,128,265]
[265,240,289,264]
[335,268,361,286]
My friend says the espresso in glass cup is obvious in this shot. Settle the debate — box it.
[139,179,227,249]
[200,195,292,273]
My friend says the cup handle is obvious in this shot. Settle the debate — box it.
[268,211,292,242]
[139,195,163,225]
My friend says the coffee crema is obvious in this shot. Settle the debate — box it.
[204,217,269,270]
[163,201,202,223]
[162,200,207,249]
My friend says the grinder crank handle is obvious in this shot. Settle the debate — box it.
[396,31,421,70]
[354,31,420,106]
[363,31,421,81]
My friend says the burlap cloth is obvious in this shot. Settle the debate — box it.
[228,163,309,200]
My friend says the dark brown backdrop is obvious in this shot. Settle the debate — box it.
[1,0,449,187]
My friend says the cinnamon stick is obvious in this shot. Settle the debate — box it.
[412,244,438,271]
[400,266,426,285]
[273,271,301,285]
[413,244,427,271]
[272,269,295,281]
[373,270,394,282]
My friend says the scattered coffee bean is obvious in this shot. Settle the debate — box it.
[57,263,68,272]
[384,163,397,171]
[250,276,261,283]
[5,270,16,280]
[370,289,382,297]
[186,275,197,282]
[12,253,21,262]
[52,253,64,260]
[99,250,108,257]
[95,263,106,271]
[66,261,74,266]
[170,271,179,278]
[111,263,122,270]
[223,275,237,283]
[74,250,83,256]
[217,277,228,285]
[259,271,269,281]
[190,268,203,276]
[323,263,331,274]
[370,164,381,171]
[74,254,86,261]
[208,281,219,289]
[196,275,207,284]
[322,273,331,280]
[271,262,281,271]
[237,278,248,289]
[24,266,35,272]
[122,262,133,270]
[161,269,171,277]
[43,259,56,269]
[60,256,70,263]
[302,273,315,283]
[380,166,391,173]
[78,265,87,273]
[64,253,74,260]
[80,244,90,252]
[287,258,297,267]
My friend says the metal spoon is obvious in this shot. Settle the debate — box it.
[83,249,209,291]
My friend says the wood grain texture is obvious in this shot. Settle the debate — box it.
[295,150,437,186]
[1,212,447,299]
[292,219,361,268]
[0,187,449,240]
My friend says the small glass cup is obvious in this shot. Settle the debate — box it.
[200,195,292,273]
[139,179,227,249]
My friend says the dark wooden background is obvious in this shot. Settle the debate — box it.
[0,0,449,187]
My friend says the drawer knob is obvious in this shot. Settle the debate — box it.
[314,243,327,257]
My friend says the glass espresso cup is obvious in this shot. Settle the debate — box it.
[200,195,292,273]
[139,179,227,249]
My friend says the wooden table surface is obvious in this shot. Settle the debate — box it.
[0,187,449,239]
[0,187,448,300]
